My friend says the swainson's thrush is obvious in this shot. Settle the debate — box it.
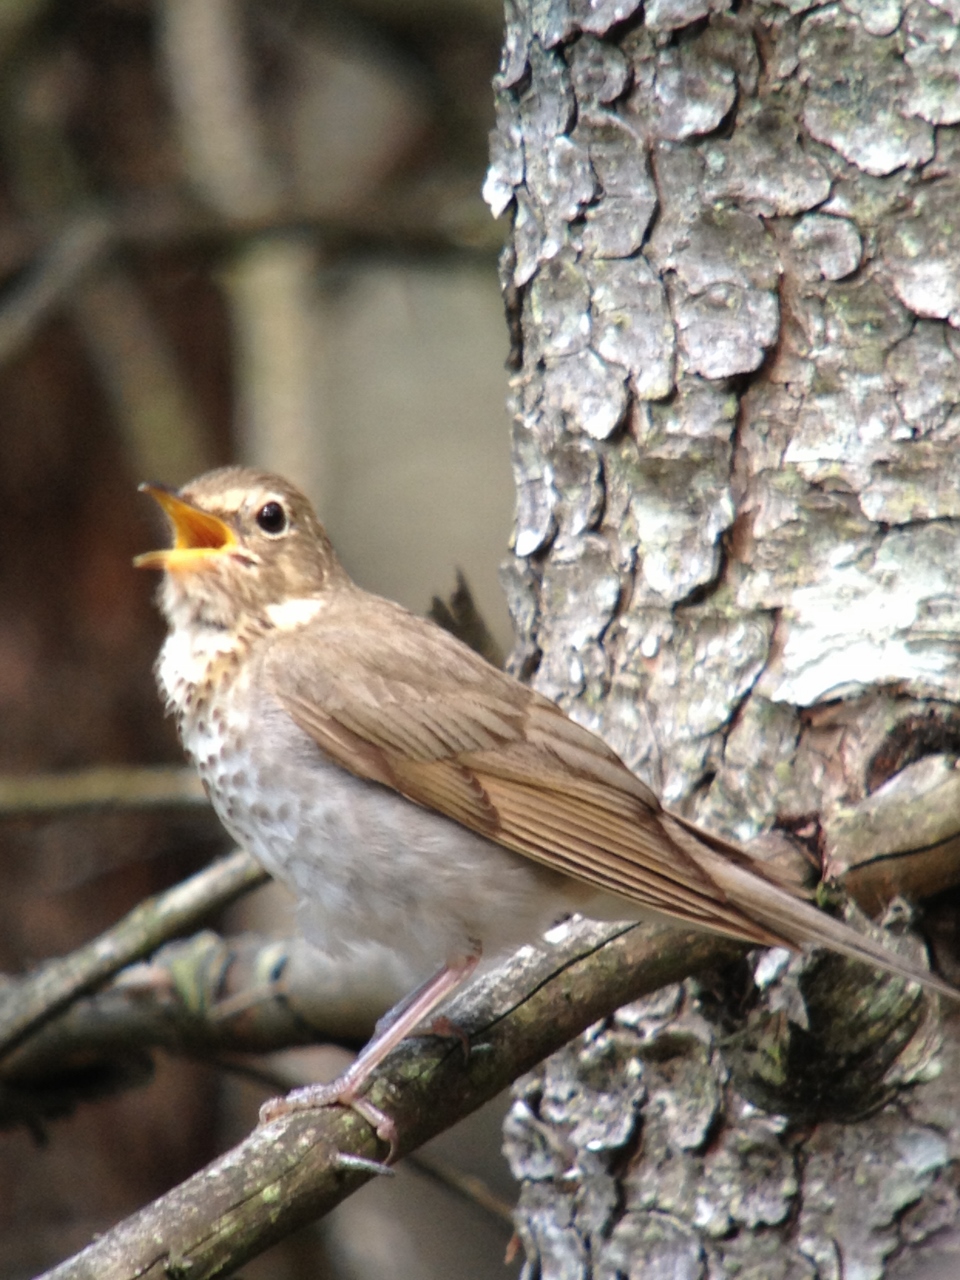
[137,466,956,1148]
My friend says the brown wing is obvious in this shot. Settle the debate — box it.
[261,588,789,948]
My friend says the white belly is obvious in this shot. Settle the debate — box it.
[158,624,632,977]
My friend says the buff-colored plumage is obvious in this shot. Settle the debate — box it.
[138,466,957,1139]
[265,589,790,947]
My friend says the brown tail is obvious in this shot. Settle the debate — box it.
[662,812,960,1002]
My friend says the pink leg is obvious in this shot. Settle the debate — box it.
[258,951,480,1159]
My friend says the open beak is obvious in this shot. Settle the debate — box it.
[134,483,238,571]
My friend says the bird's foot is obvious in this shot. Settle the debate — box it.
[258,1079,399,1163]
[256,956,481,1166]
[423,1014,471,1062]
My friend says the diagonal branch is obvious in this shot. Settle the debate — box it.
[0,930,414,1130]
[0,211,113,365]
[0,850,267,1060]
[37,919,746,1280]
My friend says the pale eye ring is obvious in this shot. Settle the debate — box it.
[256,501,287,535]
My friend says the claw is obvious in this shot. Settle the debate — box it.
[350,1095,400,1163]
[425,1014,471,1062]
[258,1081,399,1162]
[335,1153,395,1176]
[258,1093,294,1126]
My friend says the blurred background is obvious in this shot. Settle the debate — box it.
[0,0,520,1275]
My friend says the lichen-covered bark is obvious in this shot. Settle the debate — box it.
[487,2,960,1276]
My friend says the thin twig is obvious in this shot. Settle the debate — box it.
[0,211,113,364]
[0,766,207,817]
[114,188,502,257]
[406,1152,516,1228]
[0,931,411,1112]
[0,194,500,298]
[0,850,267,1060]
[35,920,747,1280]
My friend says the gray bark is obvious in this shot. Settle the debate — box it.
[487,2,960,1277]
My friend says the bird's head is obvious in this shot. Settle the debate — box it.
[135,466,345,631]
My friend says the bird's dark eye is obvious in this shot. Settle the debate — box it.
[256,501,287,535]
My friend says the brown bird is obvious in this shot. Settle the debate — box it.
[136,466,956,1146]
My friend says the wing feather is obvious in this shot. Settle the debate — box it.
[389,756,501,835]
[261,591,788,948]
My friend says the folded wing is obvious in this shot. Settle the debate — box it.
[263,591,790,949]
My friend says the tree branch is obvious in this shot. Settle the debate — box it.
[0,766,206,817]
[36,919,746,1280]
[0,850,267,1059]
[0,931,415,1129]
[0,211,113,365]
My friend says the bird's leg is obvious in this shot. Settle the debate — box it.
[367,957,469,1039]
[258,950,480,1160]
[367,964,474,1059]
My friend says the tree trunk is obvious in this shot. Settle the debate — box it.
[487,2,960,1277]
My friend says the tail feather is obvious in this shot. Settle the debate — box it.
[662,814,960,1002]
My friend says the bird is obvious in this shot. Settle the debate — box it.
[135,465,957,1148]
